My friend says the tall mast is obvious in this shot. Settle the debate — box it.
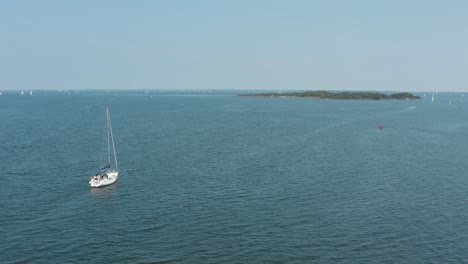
[108,107,118,170]
[107,106,111,166]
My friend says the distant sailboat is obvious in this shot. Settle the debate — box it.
[431,93,435,103]
[449,99,452,105]
[21,90,24,95]
[89,106,119,188]
[30,91,33,96]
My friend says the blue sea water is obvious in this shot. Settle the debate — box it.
[1,91,468,263]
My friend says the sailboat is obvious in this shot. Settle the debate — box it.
[89,106,119,187]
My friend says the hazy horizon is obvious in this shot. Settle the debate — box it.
[0,88,462,94]
[1,1,467,92]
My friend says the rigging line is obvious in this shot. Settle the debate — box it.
[100,108,107,171]
[108,107,118,170]
[107,106,111,166]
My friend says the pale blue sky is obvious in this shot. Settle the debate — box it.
[1,0,467,91]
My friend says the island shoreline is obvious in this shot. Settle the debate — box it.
[239,91,421,100]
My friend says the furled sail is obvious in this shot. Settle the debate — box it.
[100,163,110,171]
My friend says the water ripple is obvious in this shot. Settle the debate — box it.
[1,94,468,263]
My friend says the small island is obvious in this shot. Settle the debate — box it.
[239,91,421,100]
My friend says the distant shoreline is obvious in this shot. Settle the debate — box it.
[239,91,421,100]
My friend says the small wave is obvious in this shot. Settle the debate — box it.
[138,224,164,233]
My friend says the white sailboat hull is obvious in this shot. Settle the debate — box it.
[89,171,119,188]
